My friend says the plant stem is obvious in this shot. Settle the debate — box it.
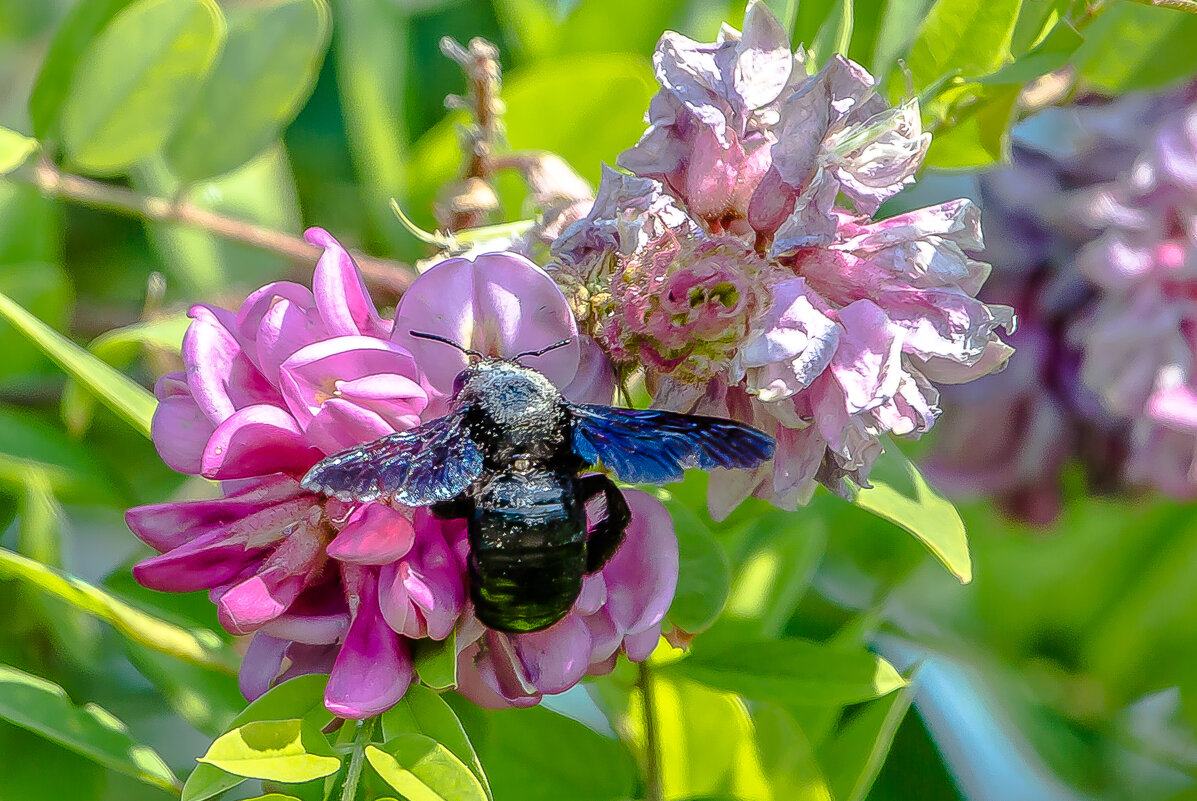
[11,159,415,295]
[340,717,374,801]
[637,661,664,801]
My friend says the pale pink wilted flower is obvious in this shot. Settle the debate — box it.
[128,229,677,717]
[551,2,1011,516]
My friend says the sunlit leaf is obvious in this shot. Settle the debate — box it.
[367,734,488,801]
[60,314,188,436]
[901,0,1023,94]
[380,684,489,798]
[198,719,340,782]
[181,674,333,801]
[664,637,906,705]
[166,0,330,182]
[752,702,833,801]
[869,0,934,80]
[978,18,1082,86]
[0,546,236,672]
[28,0,135,139]
[1072,2,1197,93]
[0,664,179,792]
[0,290,156,438]
[809,0,854,67]
[0,127,38,175]
[60,0,225,172]
[851,446,971,582]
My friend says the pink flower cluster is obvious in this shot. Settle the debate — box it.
[127,230,677,717]
[550,3,1012,515]
[925,88,1197,520]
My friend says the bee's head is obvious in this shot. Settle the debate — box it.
[409,331,573,396]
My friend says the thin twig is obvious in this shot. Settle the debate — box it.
[638,661,664,801]
[1125,0,1197,12]
[10,159,416,295]
[438,36,505,230]
[339,718,374,801]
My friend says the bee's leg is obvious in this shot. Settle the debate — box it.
[430,495,474,520]
[576,473,631,573]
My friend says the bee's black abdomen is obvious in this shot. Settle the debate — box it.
[469,546,585,632]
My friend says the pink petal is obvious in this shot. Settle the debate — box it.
[305,228,390,339]
[325,567,412,718]
[200,404,322,480]
[601,490,678,635]
[240,633,289,700]
[327,504,416,564]
[512,614,592,694]
[393,253,580,395]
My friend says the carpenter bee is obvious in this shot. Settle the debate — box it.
[301,332,775,633]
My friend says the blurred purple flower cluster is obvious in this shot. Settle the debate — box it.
[925,89,1197,521]
[127,230,676,717]
[549,2,1012,516]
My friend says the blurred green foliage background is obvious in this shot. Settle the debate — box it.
[2,0,1197,800]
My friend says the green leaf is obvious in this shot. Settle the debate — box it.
[1072,2,1197,93]
[198,719,340,782]
[0,405,119,504]
[901,0,1023,93]
[809,0,855,67]
[380,685,490,798]
[28,0,134,139]
[0,127,37,175]
[181,674,333,801]
[664,496,731,633]
[850,446,971,582]
[60,314,188,436]
[818,681,916,801]
[480,706,637,801]
[60,0,226,173]
[752,702,833,801]
[165,0,330,182]
[0,720,105,801]
[869,0,934,81]
[0,290,156,438]
[0,546,237,672]
[413,631,459,691]
[242,795,303,801]
[978,19,1082,85]
[0,663,179,792]
[923,83,1019,169]
[367,734,488,801]
[664,638,906,705]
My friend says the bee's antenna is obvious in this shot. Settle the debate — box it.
[409,330,486,359]
[512,338,573,362]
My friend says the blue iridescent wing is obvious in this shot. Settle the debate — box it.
[568,403,775,484]
[301,410,482,506]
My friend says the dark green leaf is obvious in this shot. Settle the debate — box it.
[0,663,179,792]
[1072,2,1197,93]
[28,0,134,139]
[181,674,333,801]
[663,496,731,634]
[380,684,489,798]
[0,405,118,504]
[0,127,37,175]
[480,706,636,801]
[60,0,225,172]
[0,720,105,801]
[850,446,971,582]
[165,0,330,182]
[818,681,916,801]
[413,631,459,691]
[902,0,1023,93]
[0,290,156,437]
[367,734,488,801]
[664,638,906,705]
[197,719,340,782]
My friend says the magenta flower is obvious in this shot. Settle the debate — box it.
[127,229,677,717]
[550,3,1011,516]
